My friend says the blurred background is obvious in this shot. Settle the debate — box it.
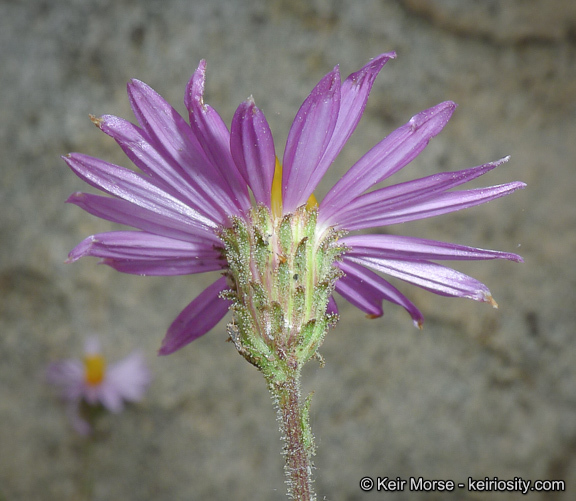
[1,0,575,499]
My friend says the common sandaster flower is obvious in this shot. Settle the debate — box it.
[65,53,525,356]
[47,337,151,434]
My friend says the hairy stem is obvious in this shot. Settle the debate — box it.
[267,369,315,501]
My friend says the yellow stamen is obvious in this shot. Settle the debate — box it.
[271,157,318,219]
[83,354,106,386]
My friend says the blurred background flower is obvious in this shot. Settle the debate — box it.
[46,337,152,435]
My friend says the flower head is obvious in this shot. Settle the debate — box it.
[65,54,525,362]
[47,337,151,434]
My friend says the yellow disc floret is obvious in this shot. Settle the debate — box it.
[305,192,318,212]
[271,157,318,220]
[83,354,106,386]
[271,157,283,219]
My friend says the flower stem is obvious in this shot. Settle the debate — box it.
[266,367,316,501]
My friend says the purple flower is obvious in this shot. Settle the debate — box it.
[65,54,525,355]
[46,337,152,434]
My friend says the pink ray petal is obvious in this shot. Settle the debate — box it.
[64,154,219,236]
[230,97,276,207]
[127,78,244,216]
[97,114,228,221]
[159,276,231,355]
[184,61,251,212]
[341,234,523,263]
[282,67,341,213]
[336,259,423,326]
[347,255,495,303]
[66,192,221,244]
[321,101,456,219]
[304,53,396,202]
[338,182,526,231]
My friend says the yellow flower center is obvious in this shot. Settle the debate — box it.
[83,354,106,386]
[271,158,318,220]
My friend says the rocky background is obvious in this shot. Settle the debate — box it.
[1,0,575,500]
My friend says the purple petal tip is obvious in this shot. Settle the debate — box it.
[157,345,171,356]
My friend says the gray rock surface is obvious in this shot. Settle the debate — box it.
[1,0,575,500]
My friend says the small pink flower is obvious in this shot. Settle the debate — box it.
[47,337,152,434]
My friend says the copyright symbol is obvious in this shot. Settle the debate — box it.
[360,476,374,491]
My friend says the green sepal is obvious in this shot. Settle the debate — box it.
[293,236,309,277]
[277,259,292,304]
[278,213,294,256]
[220,205,346,375]
[249,281,268,310]
[253,226,271,276]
